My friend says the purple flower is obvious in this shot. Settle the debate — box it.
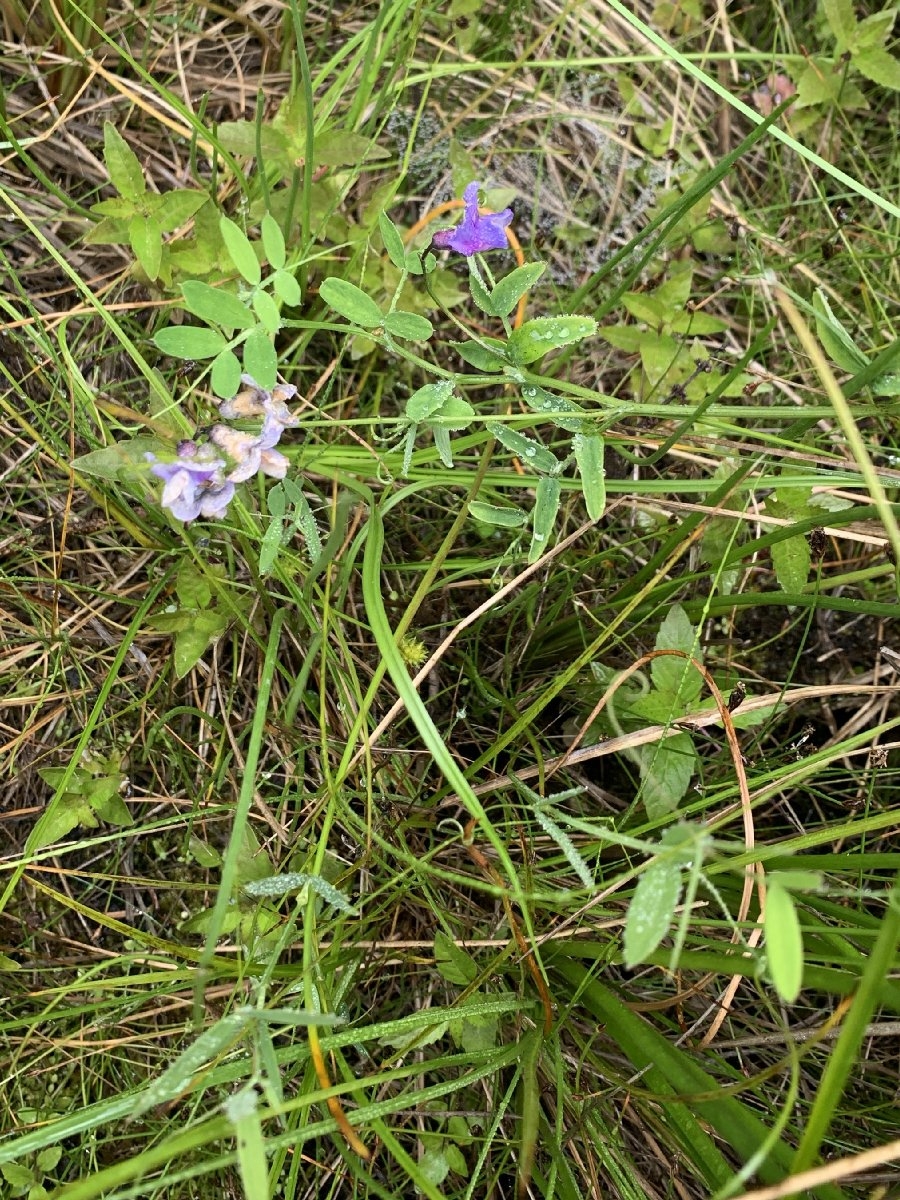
[209,422,289,483]
[431,182,513,256]
[146,441,234,522]
[218,376,299,429]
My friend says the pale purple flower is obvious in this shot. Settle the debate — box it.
[146,441,234,522]
[218,375,299,429]
[209,421,289,483]
[432,182,513,256]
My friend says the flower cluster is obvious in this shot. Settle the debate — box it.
[431,181,513,257]
[147,377,298,523]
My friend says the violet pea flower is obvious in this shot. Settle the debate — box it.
[219,375,299,429]
[146,441,234,522]
[431,182,513,256]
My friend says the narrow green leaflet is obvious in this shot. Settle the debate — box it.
[468,501,527,528]
[489,262,546,318]
[383,310,433,341]
[272,268,301,306]
[225,1086,269,1200]
[451,338,508,372]
[520,383,585,433]
[181,280,256,330]
[154,325,227,360]
[131,1011,252,1117]
[252,290,282,335]
[813,290,868,374]
[219,214,261,285]
[211,348,242,399]
[379,210,408,271]
[244,871,358,914]
[319,277,384,328]
[103,121,145,202]
[764,878,803,1003]
[531,803,594,888]
[485,422,558,473]
[260,212,286,269]
[624,856,683,967]
[242,326,277,391]
[573,433,606,520]
[529,475,561,562]
[506,315,598,365]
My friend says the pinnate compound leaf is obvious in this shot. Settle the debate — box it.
[624,856,683,967]
[507,315,597,365]
[319,277,383,328]
[219,215,261,285]
[104,121,145,201]
[154,325,227,359]
[181,280,256,330]
[764,878,803,1003]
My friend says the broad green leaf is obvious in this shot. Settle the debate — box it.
[485,422,559,473]
[314,128,390,167]
[764,879,803,1003]
[639,734,696,819]
[252,289,282,335]
[573,433,606,520]
[103,121,145,201]
[669,311,728,335]
[853,46,900,89]
[821,0,857,49]
[129,215,162,280]
[529,475,561,562]
[153,325,227,359]
[813,290,868,374]
[33,794,97,848]
[176,561,211,609]
[271,269,301,307]
[379,210,408,270]
[419,1149,450,1189]
[771,534,810,595]
[488,262,546,317]
[211,348,242,399]
[319,277,383,328]
[74,436,167,481]
[217,119,287,159]
[406,380,455,422]
[651,605,702,706]
[383,310,434,341]
[507,315,598,365]
[219,214,261,285]
[174,609,228,677]
[451,338,508,371]
[241,327,277,391]
[434,930,479,985]
[624,856,683,967]
[468,500,527,528]
[851,7,896,52]
[181,280,256,330]
[260,212,286,269]
[156,189,208,232]
[91,197,137,219]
